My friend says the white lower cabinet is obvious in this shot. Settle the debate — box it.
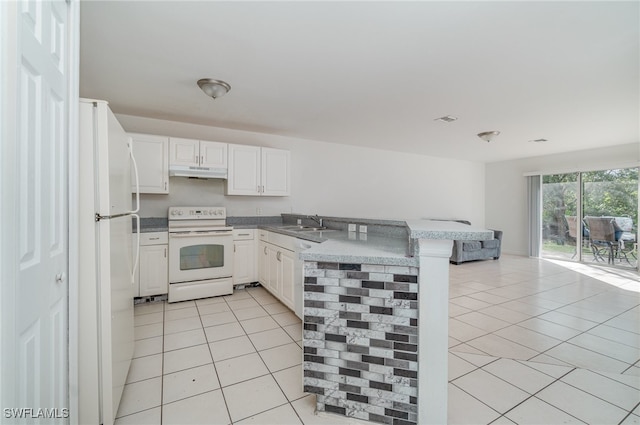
[258,231,297,312]
[279,249,296,310]
[133,232,169,297]
[233,229,257,285]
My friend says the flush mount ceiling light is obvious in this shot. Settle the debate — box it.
[477,131,500,143]
[434,115,458,123]
[528,138,548,143]
[197,78,231,99]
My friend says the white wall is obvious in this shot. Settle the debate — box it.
[485,143,639,256]
[118,114,486,223]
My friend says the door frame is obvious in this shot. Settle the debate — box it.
[67,0,81,422]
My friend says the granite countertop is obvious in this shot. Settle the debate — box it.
[134,217,168,233]
[132,216,494,267]
[406,220,494,240]
[261,225,417,267]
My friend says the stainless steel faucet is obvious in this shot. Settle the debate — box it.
[308,214,323,227]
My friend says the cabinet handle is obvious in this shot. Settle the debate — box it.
[234,244,236,253]
[149,237,159,240]
[237,233,250,236]
[277,251,281,261]
[164,181,167,191]
[257,185,261,193]
[200,155,204,165]
[164,248,167,258]
[264,246,267,255]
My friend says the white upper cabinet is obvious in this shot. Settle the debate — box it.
[169,137,227,168]
[227,145,261,195]
[130,133,169,194]
[262,147,290,196]
[227,144,290,196]
[169,137,199,167]
[200,141,228,168]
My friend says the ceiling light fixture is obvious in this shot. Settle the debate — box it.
[477,131,500,143]
[197,78,231,99]
[528,138,548,143]
[434,115,458,123]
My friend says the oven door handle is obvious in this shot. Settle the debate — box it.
[170,231,233,238]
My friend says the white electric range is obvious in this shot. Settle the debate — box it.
[168,206,234,302]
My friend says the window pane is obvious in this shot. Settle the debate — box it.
[541,173,579,261]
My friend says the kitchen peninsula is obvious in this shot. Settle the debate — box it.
[291,218,493,425]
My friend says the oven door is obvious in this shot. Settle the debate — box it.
[169,231,233,283]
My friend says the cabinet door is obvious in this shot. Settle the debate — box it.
[279,249,296,310]
[233,239,255,285]
[227,144,261,195]
[200,141,228,169]
[266,245,280,296]
[130,133,169,194]
[169,137,199,167]
[261,148,290,196]
[139,245,169,296]
[258,241,269,286]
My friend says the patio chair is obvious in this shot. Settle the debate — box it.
[584,217,617,264]
[565,216,589,259]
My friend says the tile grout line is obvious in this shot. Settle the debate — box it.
[241,288,307,424]
[496,366,629,425]
[191,287,305,423]
[195,296,234,424]
[617,400,640,425]
[449,275,639,371]
[160,301,165,424]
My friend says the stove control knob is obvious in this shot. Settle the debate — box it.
[178,211,183,216]
[170,210,176,216]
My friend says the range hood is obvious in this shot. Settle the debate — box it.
[169,165,228,179]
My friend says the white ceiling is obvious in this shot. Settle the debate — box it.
[79,1,639,163]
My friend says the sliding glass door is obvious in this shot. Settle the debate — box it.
[541,173,579,262]
[541,167,638,270]
[582,168,638,269]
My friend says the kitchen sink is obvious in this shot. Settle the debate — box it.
[279,225,330,232]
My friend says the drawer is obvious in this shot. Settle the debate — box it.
[258,230,270,242]
[139,232,168,245]
[233,229,255,241]
[268,231,296,252]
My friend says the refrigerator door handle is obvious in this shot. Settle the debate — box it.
[132,214,140,284]
[129,137,140,214]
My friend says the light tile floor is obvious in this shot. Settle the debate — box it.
[117,255,640,424]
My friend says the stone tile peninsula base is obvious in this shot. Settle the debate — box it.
[302,219,493,424]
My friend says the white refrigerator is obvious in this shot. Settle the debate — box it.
[78,99,139,425]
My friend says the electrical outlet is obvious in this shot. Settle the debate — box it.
[348,223,357,232]
[359,225,367,233]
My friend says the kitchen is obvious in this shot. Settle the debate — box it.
[2,1,638,425]
[72,90,493,424]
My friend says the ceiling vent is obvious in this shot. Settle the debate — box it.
[434,115,458,123]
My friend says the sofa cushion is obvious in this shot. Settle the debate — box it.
[482,239,500,249]
[462,241,482,251]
